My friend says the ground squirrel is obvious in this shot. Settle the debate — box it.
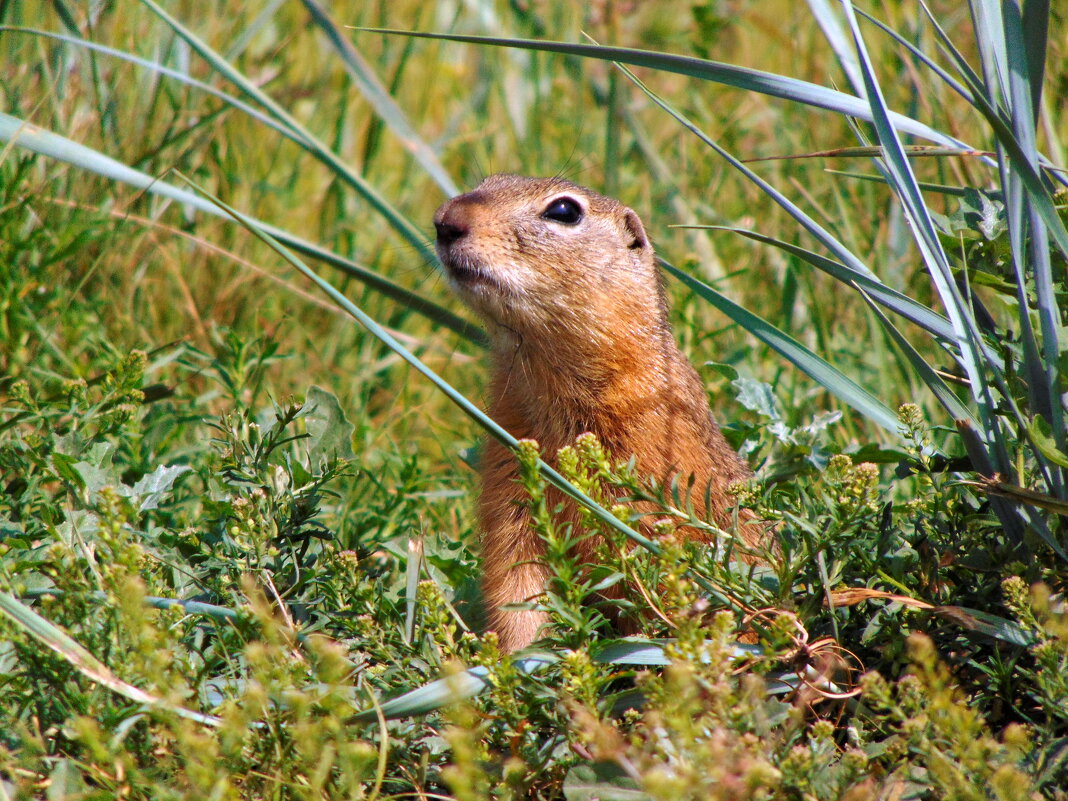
[434,174,761,652]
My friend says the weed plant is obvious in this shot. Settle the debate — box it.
[1,1,1067,799]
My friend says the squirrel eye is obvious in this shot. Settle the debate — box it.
[541,196,584,225]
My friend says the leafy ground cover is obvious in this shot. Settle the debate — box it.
[1,1,1067,798]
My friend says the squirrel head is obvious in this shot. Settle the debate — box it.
[434,174,667,348]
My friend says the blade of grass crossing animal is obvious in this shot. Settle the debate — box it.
[605,69,902,432]
[192,182,672,563]
[660,260,900,433]
[0,113,483,344]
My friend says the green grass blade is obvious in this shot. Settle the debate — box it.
[843,6,1064,497]
[0,593,222,727]
[825,169,973,197]
[350,665,495,723]
[854,8,977,109]
[942,605,1037,647]
[687,226,955,341]
[358,28,971,149]
[0,112,483,345]
[855,287,974,424]
[617,67,879,283]
[661,259,901,433]
[968,0,1010,109]
[1001,0,1065,464]
[350,640,766,722]
[138,0,434,264]
[1021,0,1050,117]
[805,0,862,93]
[299,0,459,196]
[924,3,1068,199]
[840,5,996,415]
[0,26,304,144]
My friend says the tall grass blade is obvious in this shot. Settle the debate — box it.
[840,4,999,430]
[1001,0,1065,471]
[0,27,300,143]
[805,0,863,94]
[854,287,974,424]
[688,226,955,341]
[826,169,972,197]
[0,593,223,727]
[853,8,977,108]
[300,0,459,196]
[1021,0,1050,117]
[359,29,970,149]
[0,112,483,344]
[921,3,1068,203]
[968,1,1010,110]
[661,260,900,433]
[139,0,434,263]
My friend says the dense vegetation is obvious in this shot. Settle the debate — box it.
[1,1,1066,798]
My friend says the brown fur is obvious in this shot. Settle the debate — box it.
[434,174,763,651]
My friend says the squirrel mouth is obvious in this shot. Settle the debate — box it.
[440,253,500,291]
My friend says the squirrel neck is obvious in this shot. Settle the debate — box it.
[487,310,691,449]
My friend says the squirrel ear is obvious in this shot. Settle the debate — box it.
[622,209,648,250]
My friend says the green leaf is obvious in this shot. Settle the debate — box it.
[732,377,781,421]
[131,465,192,511]
[935,605,1036,648]
[301,385,356,465]
[563,762,648,801]
[1026,416,1068,469]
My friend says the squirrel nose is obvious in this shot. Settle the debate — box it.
[434,219,468,246]
[434,200,473,247]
